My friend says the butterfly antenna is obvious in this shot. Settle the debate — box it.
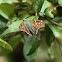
[23,16,31,21]
[35,34,40,40]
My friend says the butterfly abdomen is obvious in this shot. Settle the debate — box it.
[25,21,35,34]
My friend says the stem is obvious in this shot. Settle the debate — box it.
[44,16,62,27]
[48,5,60,10]
[48,20,62,27]
[35,12,38,17]
[54,5,60,8]
[35,34,40,40]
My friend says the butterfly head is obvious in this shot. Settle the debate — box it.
[23,18,26,22]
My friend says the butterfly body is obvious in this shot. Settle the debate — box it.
[24,20,35,34]
[19,20,45,39]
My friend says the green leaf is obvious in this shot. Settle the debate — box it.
[45,23,54,47]
[52,16,62,22]
[14,4,30,16]
[48,24,62,37]
[22,0,27,2]
[47,0,57,3]
[2,0,19,3]
[39,0,51,16]
[0,21,6,31]
[26,16,38,20]
[18,0,22,2]
[56,38,62,53]
[33,0,44,13]
[48,42,55,59]
[0,15,8,31]
[0,38,13,51]
[0,3,14,19]
[58,0,62,6]
[24,2,31,9]
[18,11,28,16]
[27,36,40,55]
[1,20,23,38]
[22,0,32,5]
[44,7,54,18]
[52,8,57,15]
[15,4,27,10]
[1,16,38,38]
[19,14,30,20]
[0,15,8,23]
[58,23,62,31]
[23,36,39,61]
[38,16,47,21]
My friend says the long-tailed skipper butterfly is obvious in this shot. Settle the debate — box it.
[19,20,45,40]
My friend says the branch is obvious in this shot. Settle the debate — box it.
[44,16,62,27]
[48,19,62,27]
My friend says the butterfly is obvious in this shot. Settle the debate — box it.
[19,20,45,40]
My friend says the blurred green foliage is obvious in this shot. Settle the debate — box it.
[0,0,62,62]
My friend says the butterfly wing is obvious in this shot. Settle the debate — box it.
[29,20,45,34]
[19,22,32,35]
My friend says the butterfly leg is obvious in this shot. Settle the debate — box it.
[35,34,40,40]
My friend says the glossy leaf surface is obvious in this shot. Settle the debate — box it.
[0,38,13,51]
[58,0,62,6]
[33,0,44,13]
[39,0,51,16]
[47,0,57,3]
[0,3,14,19]
[48,42,55,59]
[23,36,39,61]
[48,24,62,37]
[1,0,19,3]
[45,23,54,47]
[27,36,40,55]
[52,16,62,22]
[44,7,54,18]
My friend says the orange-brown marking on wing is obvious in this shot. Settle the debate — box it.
[19,22,32,36]
[29,20,45,28]
[29,20,45,34]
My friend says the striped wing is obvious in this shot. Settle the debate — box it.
[19,22,32,35]
[29,20,45,34]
